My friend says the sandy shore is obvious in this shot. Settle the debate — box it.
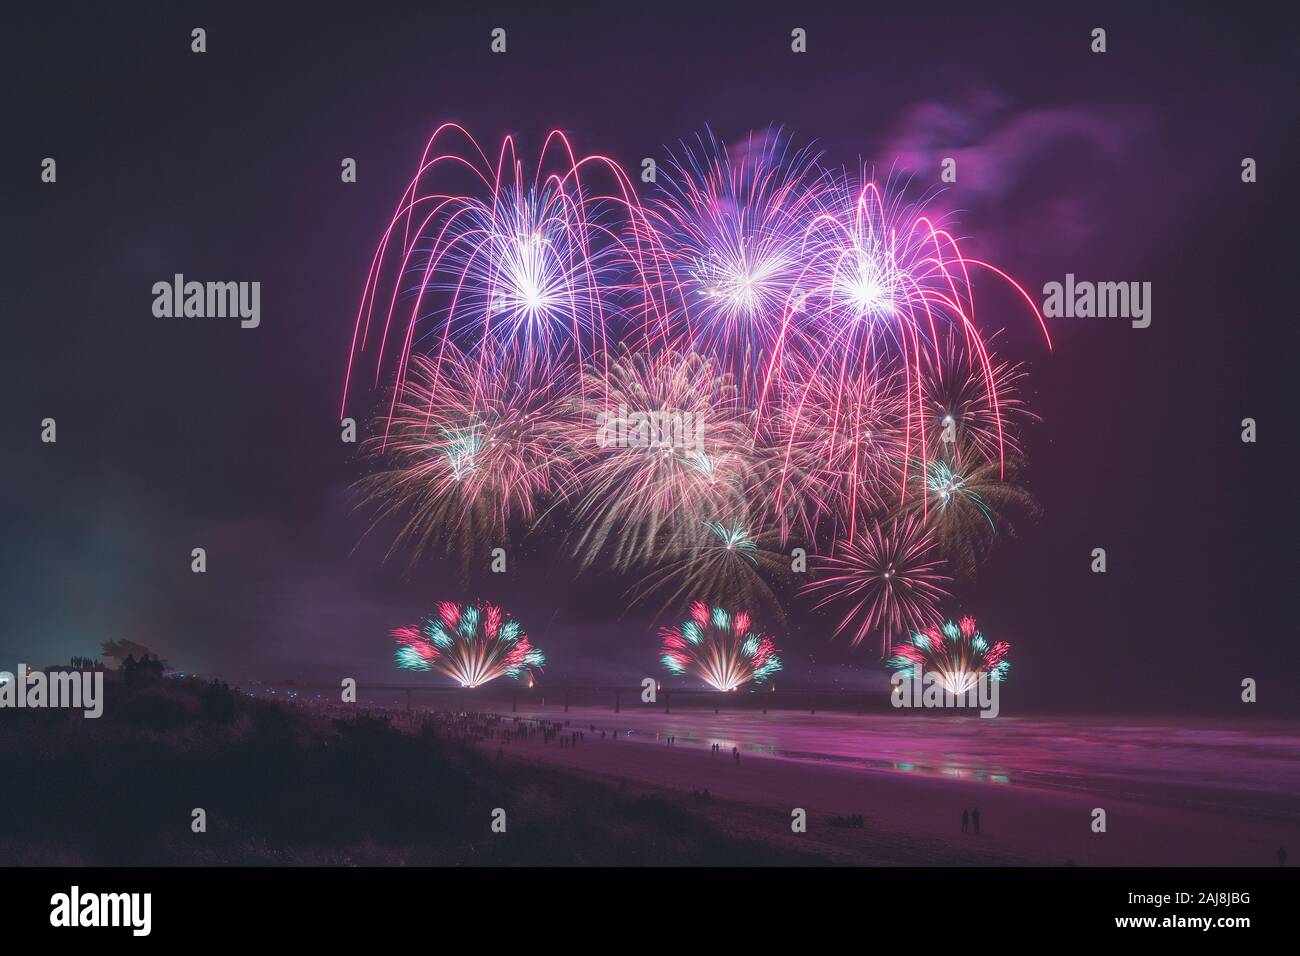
[473,707,1299,866]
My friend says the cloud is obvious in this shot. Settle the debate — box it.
[877,95,1157,266]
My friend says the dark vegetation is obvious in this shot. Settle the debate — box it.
[0,674,824,865]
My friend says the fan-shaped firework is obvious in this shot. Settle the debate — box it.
[904,451,1037,580]
[659,602,782,691]
[355,350,581,574]
[887,615,1010,695]
[391,600,544,688]
[802,517,951,653]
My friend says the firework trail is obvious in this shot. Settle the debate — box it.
[659,602,782,691]
[759,169,1050,528]
[886,615,1010,695]
[341,125,669,424]
[355,349,582,576]
[752,364,907,540]
[391,600,544,688]
[802,516,952,653]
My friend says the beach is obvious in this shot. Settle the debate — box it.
[473,706,1300,866]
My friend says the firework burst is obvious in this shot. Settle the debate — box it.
[345,125,1052,652]
[802,517,952,653]
[565,349,753,570]
[920,333,1037,467]
[355,350,581,574]
[887,615,1010,694]
[758,170,1050,503]
[342,125,667,418]
[391,600,544,688]
[631,519,789,624]
[752,364,907,540]
[643,127,825,393]
[659,602,782,691]
[904,451,1038,580]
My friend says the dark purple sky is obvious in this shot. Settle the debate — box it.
[6,1,1298,713]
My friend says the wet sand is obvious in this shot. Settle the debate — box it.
[475,706,1300,865]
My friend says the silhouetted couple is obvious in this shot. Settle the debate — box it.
[961,807,980,834]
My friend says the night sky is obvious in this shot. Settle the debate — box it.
[6,1,1297,713]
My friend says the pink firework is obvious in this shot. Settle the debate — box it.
[564,349,755,570]
[887,615,1010,694]
[659,602,782,691]
[641,127,826,395]
[356,348,581,571]
[343,125,1052,651]
[919,332,1037,466]
[750,361,908,540]
[392,600,544,688]
[342,124,669,420]
[758,170,1051,515]
[803,517,952,653]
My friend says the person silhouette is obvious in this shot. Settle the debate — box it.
[971,807,981,835]
[961,808,969,833]
[1279,845,1288,867]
